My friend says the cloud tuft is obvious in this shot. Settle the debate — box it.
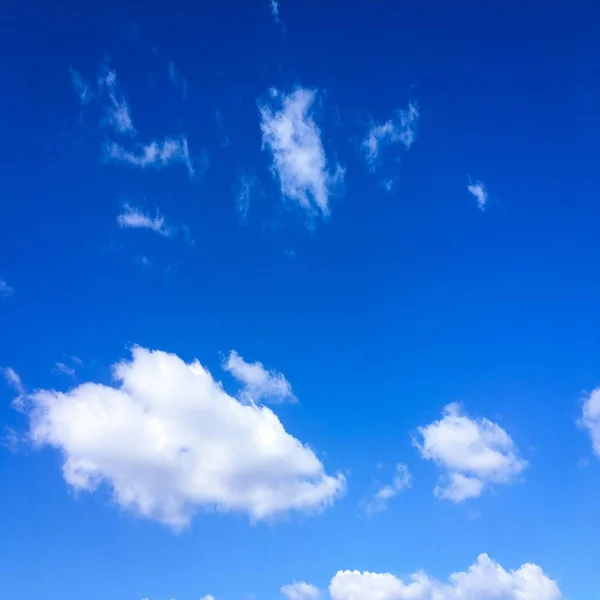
[467,179,488,210]
[117,204,173,237]
[281,582,320,600]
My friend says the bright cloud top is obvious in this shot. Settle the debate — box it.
[362,102,419,168]
[260,88,344,216]
[98,68,136,135]
[117,204,173,237]
[281,582,321,600]
[328,554,562,600]
[24,347,345,529]
[467,180,488,210]
[414,403,527,502]
[365,463,412,515]
[581,387,600,457]
[107,138,195,176]
[224,350,296,404]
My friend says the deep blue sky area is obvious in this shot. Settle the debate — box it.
[2,1,600,599]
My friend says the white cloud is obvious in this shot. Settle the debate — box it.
[69,68,93,105]
[223,351,296,404]
[467,180,488,210]
[0,280,14,298]
[362,103,418,168]
[581,387,600,457]
[106,138,195,177]
[98,68,136,135]
[414,403,526,502]
[281,582,321,600]
[329,554,562,600]
[365,463,412,515]
[25,346,345,529]
[260,88,344,217]
[117,204,173,237]
[71,356,84,366]
[270,0,280,22]
[3,367,24,395]
[55,362,76,378]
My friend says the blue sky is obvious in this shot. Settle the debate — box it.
[1,0,600,598]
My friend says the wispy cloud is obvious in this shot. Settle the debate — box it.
[0,280,14,298]
[215,110,231,147]
[98,68,136,135]
[69,68,93,105]
[365,463,412,515]
[260,88,344,217]
[168,60,188,100]
[117,204,173,237]
[270,0,280,22]
[467,179,488,210]
[223,350,297,404]
[54,362,76,378]
[363,102,419,169]
[70,356,83,366]
[233,172,257,222]
[106,138,195,176]
[3,367,24,396]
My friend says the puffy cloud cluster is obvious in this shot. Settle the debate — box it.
[328,554,562,600]
[414,403,527,502]
[25,347,346,529]
[281,582,321,600]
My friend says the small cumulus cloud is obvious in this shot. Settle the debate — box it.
[414,403,527,502]
[467,179,488,210]
[365,463,412,515]
[281,582,320,600]
[223,350,296,404]
[260,88,344,218]
[117,204,173,237]
[362,102,418,169]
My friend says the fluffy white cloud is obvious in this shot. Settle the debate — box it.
[581,387,600,456]
[25,347,345,529]
[329,554,562,600]
[117,204,173,237]
[365,463,412,515]
[260,88,344,217]
[69,67,93,105]
[106,138,195,177]
[282,582,321,600]
[0,279,14,298]
[362,103,418,168]
[223,351,296,404]
[414,403,526,502]
[467,180,488,210]
[98,68,136,135]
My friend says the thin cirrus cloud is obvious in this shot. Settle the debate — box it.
[3,367,25,396]
[270,0,281,22]
[581,387,600,457]
[365,463,412,515]
[23,346,346,529]
[168,60,188,100]
[233,171,257,222]
[281,581,321,600]
[0,279,14,298]
[260,88,344,218]
[362,102,419,169]
[327,554,562,600]
[117,204,173,237]
[106,138,196,177]
[467,179,488,210]
[223,350,297,404]
[413,403,527,502]
[54,362,76,378]
[69,68,93,105]
[97,68,136,135]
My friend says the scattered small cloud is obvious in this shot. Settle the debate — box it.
[362,102,418,169]
[134,256,152,270]
[223,350,297,404]
[69,68,93,105]
[281,582,320,600]
[467,179,488,210]
[54,362,76,378]
[3,367,24,396]
[98,68,136,135]
[329,554,562,600]
[117,204,173,237]
[168,60,188,100]
[0,426,21,453]
[106,138,195,177]
[0,280,14,298]
[260,88,344,218]
[270,0,281,22]
[365,463,412,515]
[581,387,600,458]
[70,356,84,366]
[233,172,257,222]
[414,403,527,502]
[24,346,345,529]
